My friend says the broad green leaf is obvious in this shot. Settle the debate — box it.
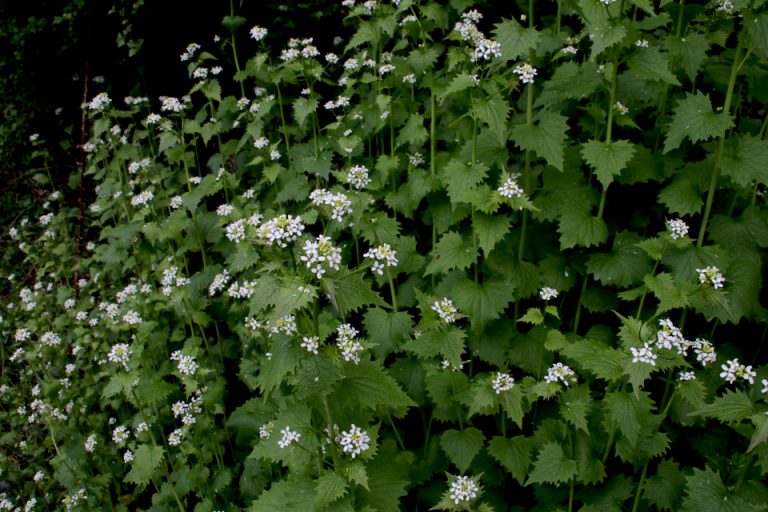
[511,111,569,171]
[346,20,377,51]
[425,231,479,275]
[688,389,755,423]
[363,308,413,359]
[518,308,544,325]
[586,231,651,287]
[488,436,533,485]
[709,207,768,250]
[493,18,541,61]
[748,414,768,453]
[250,478,315,511]
[254,334,302,395]
[536,61,602,107]
[663,92,733,153]
[681,466,758,512]
[395,113,427,150]
[405,328,466,368]
[315,472,348,509]
[747,12,768,56]
[364,440,414,511]
[604,391,655,448]
[135,376,176,405]
[473,212,511,256]
[471,94,510,144]
[627,46,680,85]
[658,176,704,216]
[526,442,578,486]
[292,97,317,129]
[461,378,497,418]
[441,159,488,204]
[574,431,606,485]
[664,33,710,82]
[643,459,686,512]
[407,44,443,74]
[437,73,477,101]
[339,361,416,411]
[439,273,515,331]
[559,385,592,433]
[561,340,624,383]
[325,271,386,317]
[590,22,627,61]
[644,272,691,312]
[124,444,164,486]
[721,134,768,188]
[440,428,485,473]
[582,139,636,188]
[343,461,369,490]
[268,276,318,322]
[426,371,469,422]
[558,209,609,249]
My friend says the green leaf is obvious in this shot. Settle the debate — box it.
[441,159,488,204]
[500,386,526,428]
[405,328,466,368]
[124,444,164,487]
[526,442,578,486]
[586,231,652,287]
[511,111,569,171]
[558,209,609,250]
[643,459,686,512]
[747,12,768,56]
[644,272,691,313]
[396,113,427,150]
[339,361,416,411]
[658,176,704,216]
[363,308,413,359]
[364,440,414,511]
[461,378,497,418]
[407,44,443,74]
[488,436,533,485]
[325,271,386,317]
[663,92,733,153]
[581,139,636,188]
[681,466,758,512]
[437,73,477,102]
[135,376,176,405]
[604,391,655,448]
[627,47,680,85]
[562,340,625,382]
[689,389,755,423]
[343,461,369,490]
[346,20,377,51]
[493,18,541,61]
[441,428,485,473]
[518,308,544,325]
[664,33,710,83]
[250,478,315,511]
[255,335,302,395]
[721,134,768,188]
[560,385,593,433]
[472,94,510,144]
[315,472,348,509]
[292,97,318,129]
[473,212,511,256]
[748,414,768,453]
[536,61,602,107]
[425,231,479,275]
[590,22,627,61]
[439,273,515,332]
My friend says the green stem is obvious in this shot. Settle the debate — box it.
[276,84,293,170]
[518,82,534,264]
[322,398,341,468]
[229,0,245,98]
[630,462,649,512]
[386,267,398,312]
[387,413,406,451]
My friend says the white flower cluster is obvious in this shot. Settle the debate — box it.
[280,37,319,62]
[224,218,247,243]
[346,165,371,189]
[171,391,203,426]
[278,426,301,448]
[216,203,234,217]
[131,190,154,208]
[453,10,502,62]
[631,343,657,366]
[449,475,480,505]
[539,287,559,301]
[337,424,370,458]
[108,343,132,370]
[88,92,112,112]
[614,101,629,115]
[514,63,538,84]
[227,280,257,299]
[666,218,689,240]
[268,315,298,337]
[720,358,756,384]
[122,310,142,325]
[169,428,185,446]
[692,338,717,366]
[112,425,130,446]
[209,270,231,296]
[491,372,515,394]
[544,362,577,387]
[310,189,353,222]
[250,25,267,41]
[336,323,364,364]
[562,45,578,55]
[179,42,201,62]
[61,489,87,511]
[161,266,191,296]
[255,214,305,248]
[301,336,320,354]
[498,174,524,198]
[432,298,458,324]
[409,152,425,167]
[41,331,62,347]
[697,266,725,289]
[259,422,273,439]
[363,244,398,275]
[160,96,184,113]
[679,371,696,381]
[171,351,198,376]
[632,319,718,370]
[128,158,151,175]
[300,235,342,279]
[656,318,690,355]
[716,0,735,14]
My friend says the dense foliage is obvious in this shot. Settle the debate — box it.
[2,0,768,510]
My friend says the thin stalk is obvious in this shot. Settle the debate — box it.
[387,413,406,451]
[322,398,341,468]
[276,84,293,170]
[518,81,534,264]
[430,91,437,289]
[630,462,649,512]
[386,267,398,312]
[229,0,245,97]
[697,36,744,247]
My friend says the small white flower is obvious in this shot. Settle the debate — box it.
[697,266,725,289]
[491,372,515,394]
[123,450,134,463]
[346,165,371,189]
[545,362,577,387]
[171,351,198,376]
[363,244,398,275]
[561,45,578,55]
[614,101,629,115]
[250,25,268,41]
[678,371,696,381]
[432,298,458,324]
[631,343,657,366]
[449,475,480,505]
[666,218,689,240]
[498,174,524,198]
[112,425,130,446]
[337,424,370,458]
[635,39,649,48]
[513,63,538,84]
[720,358,755,384]
[301,336,320,354]
[278,426,301,448]
[216,204,234,217]
[539,287,559,301]
[84,434,98,453]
